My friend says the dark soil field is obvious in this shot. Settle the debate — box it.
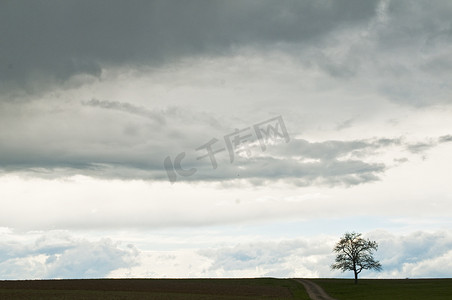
[1,278,450,299]
[0,278,310,300]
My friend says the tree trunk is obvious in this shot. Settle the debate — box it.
[354,270,358,284]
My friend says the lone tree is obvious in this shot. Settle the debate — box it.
[331,232,382,284]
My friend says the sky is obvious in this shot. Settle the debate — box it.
[1,0,452,279]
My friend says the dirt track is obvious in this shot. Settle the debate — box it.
[294,279,338,300]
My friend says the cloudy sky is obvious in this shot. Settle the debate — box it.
[1,0,452,279]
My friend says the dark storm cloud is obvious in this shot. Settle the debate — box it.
[1,0,451,185]
[0,131,420,186]
[0,0,379,93]
[368,0,452,105]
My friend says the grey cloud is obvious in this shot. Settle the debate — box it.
[383,0,452,46]
[191,156,386,187]
[420,52,452,75]
[406,135,452,153]
[82,99,166,125]
[275,136,448,159]
[2,1,452,108]
[176,135,449,185]
[0,92,448,185]
[406,142,436,154]
[336,119,354,131]
[275,138,401,160]
[394,157,409,164]
[439,135,452,143]
[372,1,452,105]
[1,119,447,186]
[0,0,379,94]
[288,0,452,106]
[0,135,387,186]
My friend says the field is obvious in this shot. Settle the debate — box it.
[0,278,451,299]
[0,278,310,300]
[312,278,452,300]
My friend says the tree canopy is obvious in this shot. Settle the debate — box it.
[331,232,382,284]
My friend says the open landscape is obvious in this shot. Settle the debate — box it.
[0,278,451,300]
[1,1,452,299]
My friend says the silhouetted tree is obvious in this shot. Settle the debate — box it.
[331,232,382,284]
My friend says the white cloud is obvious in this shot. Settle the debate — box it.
[368,230,452,278]
[113,230,452,279]
[1,227,452,279]
[198,230,452,279]
[0,231,139,279]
